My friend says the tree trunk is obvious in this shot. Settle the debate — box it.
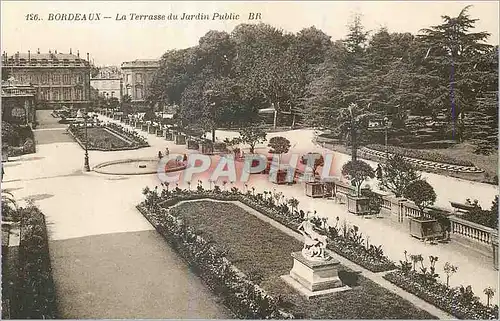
[212,128,215,143]
[291,113,296,129]
[351,126,357,161]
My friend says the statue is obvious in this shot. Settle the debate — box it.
[298,217,329,261]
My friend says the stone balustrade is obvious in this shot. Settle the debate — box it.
[449,215,496,246]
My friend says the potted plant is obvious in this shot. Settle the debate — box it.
[301,153,325,197]
[341,160,374,215]
[187,139,200,150]
[201,140,214,155]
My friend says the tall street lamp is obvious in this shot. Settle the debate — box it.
[83,105,90,172]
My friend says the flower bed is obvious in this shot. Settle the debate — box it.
[149,186,396,273]
[137,200,294,319]
[17,206,57,319]
[68,123,149,151]
[367,144,475,167]
[384,270,498,320]
[105,123,149,147]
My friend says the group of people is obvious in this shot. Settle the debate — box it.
[158,147,169,160]
[158,147,188,166]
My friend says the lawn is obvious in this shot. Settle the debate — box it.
[171,201,437,319]
[325,143,497,185]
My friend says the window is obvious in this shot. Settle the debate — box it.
[62,74,71,85]
[63,87,71,100]
[136,73,143,83]
[135,87,143,100]
[126,74,131,83]
[52,73,61,83]
[111,91,115,97]
[76,74,82,83]
[53,89,60,101]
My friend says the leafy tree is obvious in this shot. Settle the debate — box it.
[268,136,290,165]
[142,109,156,122]
[108,97,119,109]
[381,154,422,197]
[483,287,495,307]
[2,121,19,146]
[341,160,375,196]
[404,179,437,216]
[418,5,493,141]
[121,95,133,114]
[300,153,324,176]
[239,126,267,154]
[268,136,291,155]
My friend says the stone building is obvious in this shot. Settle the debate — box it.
[90,66,122,102]
[1,77,36,126]
[1,50,91,110]
[121,59,159,107]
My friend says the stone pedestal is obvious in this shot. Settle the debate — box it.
[282,252,349,298]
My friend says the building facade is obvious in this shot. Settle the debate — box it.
[1,77,36,126]
[1,50,91,110]
[121,59,159,106]
[90,67,122,102]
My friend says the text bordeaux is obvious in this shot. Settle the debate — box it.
[48,13,102,21]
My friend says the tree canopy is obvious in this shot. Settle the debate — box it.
[146,7,497,149]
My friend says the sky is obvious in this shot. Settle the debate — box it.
[2,1,499,66]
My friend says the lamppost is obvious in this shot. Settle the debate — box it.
[83,105,90,172]
[384,116,389,160]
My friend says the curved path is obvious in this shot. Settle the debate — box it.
[2,111,229,318]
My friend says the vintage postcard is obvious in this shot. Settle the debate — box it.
[1,1,498,319]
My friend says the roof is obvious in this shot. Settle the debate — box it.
[121,59,160,68]
[3,52,90,67]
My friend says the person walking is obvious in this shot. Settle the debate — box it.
[158,151,163,159]
[165,147,169,157]
[376,164,383,180]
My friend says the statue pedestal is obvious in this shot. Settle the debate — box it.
[282,251,349,298]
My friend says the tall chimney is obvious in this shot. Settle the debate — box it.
[77,50,80,58]
[87,53,89,61]
[37,48,40,54]
[70,48,72,54]
[55,49,57,54]
[28,50,31,61]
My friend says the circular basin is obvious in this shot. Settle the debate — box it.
[94,158,185,175]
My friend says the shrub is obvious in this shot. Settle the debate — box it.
[381,154,421,197]
[341,160,375,196]
[16,206,57,319]
[384,269,498,319]
[404,180,437,215]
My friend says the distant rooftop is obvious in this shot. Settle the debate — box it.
[121,59,160,68]
[2,51,90,68]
